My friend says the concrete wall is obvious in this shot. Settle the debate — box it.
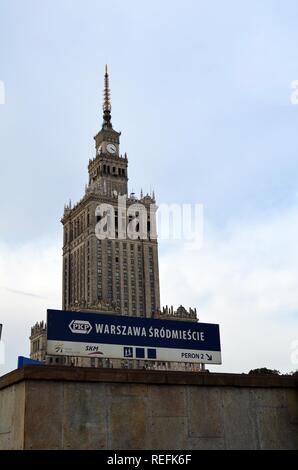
[0,381,25,449]
[0,366,297,450]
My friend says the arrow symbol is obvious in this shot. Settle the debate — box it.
[206,354,212,361]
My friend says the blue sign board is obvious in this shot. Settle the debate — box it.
[47,309,221,364]
[18,356,43,368]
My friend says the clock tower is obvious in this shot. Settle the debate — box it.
[88,65,128,197]
[61,66,160,317]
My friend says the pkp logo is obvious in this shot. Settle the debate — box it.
[69,319,92,334]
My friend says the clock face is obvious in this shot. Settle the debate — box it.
[107,143,117,154]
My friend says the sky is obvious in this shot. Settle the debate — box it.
[0,0,298,375]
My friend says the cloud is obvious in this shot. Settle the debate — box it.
[3,287,46,299]
[160,204,298,374]
[0,238,61,375]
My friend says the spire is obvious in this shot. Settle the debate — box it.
[102,64,112,128]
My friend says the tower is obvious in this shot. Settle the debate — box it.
[29,66,199,369]
[61,66,160,317]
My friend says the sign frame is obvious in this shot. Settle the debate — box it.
[46,309,221,364]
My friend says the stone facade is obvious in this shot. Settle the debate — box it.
[29,322,47,362]
[154,305,198,322]
[0,366,297,450]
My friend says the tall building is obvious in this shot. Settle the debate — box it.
[30,66,199,370]
[61,65,160,318]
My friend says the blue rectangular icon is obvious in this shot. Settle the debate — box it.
[123,347,133,358]
[136,348,145,358]
[147,348,157,359]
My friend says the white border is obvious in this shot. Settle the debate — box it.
[47,340,222,364]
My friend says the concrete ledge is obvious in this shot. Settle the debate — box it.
[0,365,297,390]
[1,365,297,449]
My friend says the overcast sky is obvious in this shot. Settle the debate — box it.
[1,0,298,375]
